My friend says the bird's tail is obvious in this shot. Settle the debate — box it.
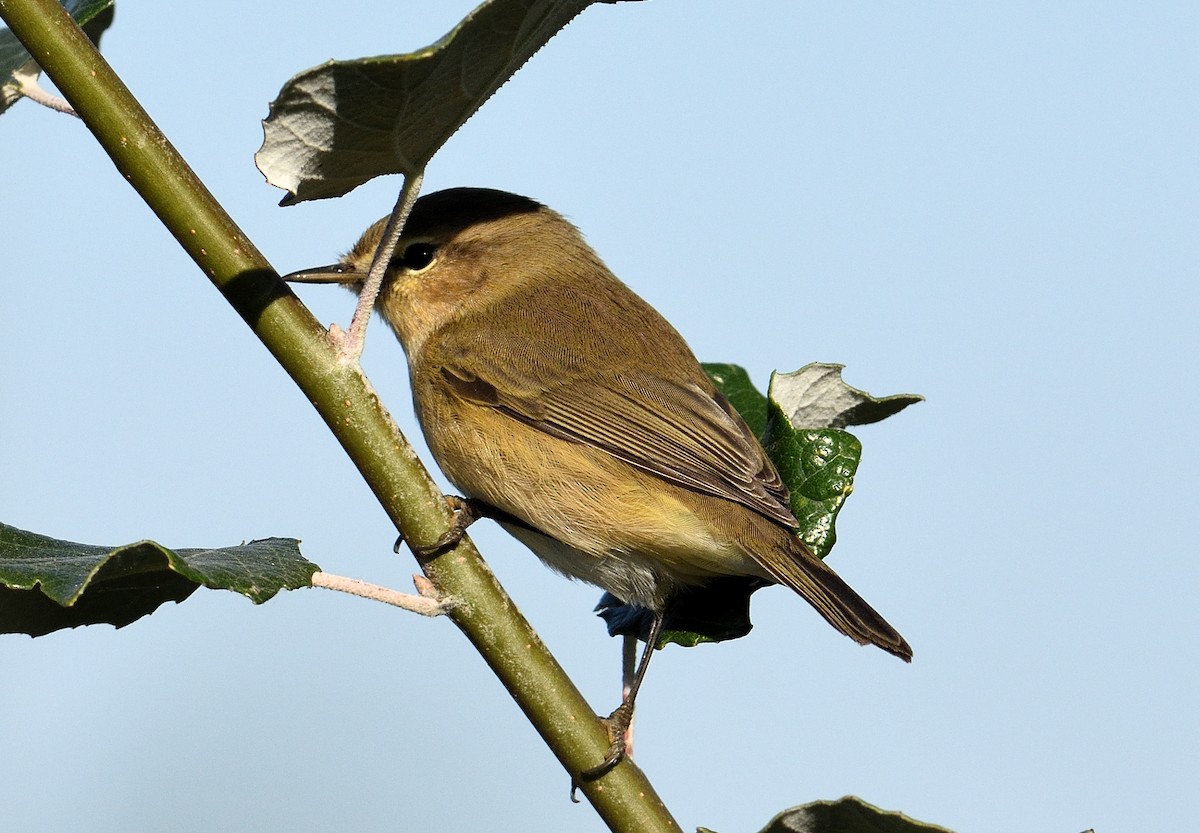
[761,536,912,662]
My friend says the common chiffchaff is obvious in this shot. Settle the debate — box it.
[286,187,911,773]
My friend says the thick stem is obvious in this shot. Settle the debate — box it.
[0,2,681,831]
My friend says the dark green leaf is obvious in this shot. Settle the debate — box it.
[706,363,868,561]
[257,0,641,204]
[764,404,861,560]
[0,522,319,637]
[1,0,114,114]
[758,796,956,833]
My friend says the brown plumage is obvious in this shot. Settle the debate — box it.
[286,187,911,772]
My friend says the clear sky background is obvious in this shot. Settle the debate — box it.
[3,2,1196,832]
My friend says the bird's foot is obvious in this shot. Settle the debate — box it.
[579,701,636,781]
[394,495,486,557]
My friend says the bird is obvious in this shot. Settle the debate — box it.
[284,187,911,776]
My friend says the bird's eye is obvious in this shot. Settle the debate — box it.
[395,242,437,271]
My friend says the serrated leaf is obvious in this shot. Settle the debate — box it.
[256,0,637,205]
[1,0,114,114]
[758,796,956,833]
[0,522,319,637]
[769,363,923,430]
[703,362,770,439]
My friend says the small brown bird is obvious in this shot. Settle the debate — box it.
[286,187,911,774]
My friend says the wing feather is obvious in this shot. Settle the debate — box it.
[425,269,799,530]
[439,364,799,529]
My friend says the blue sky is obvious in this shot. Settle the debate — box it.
[3,2,1197,832]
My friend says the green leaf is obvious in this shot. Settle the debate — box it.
[764,406,861,561]
[769,363,923,429]
[703,362,770,439]
[256,0,639,205]
[757,796,957,833]
[1,0,114,114]
[707,362,870,561]
[0,522,319,637]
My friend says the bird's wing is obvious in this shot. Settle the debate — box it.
[436,359,799,530]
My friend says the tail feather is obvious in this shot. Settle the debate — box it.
[763,539,912,662]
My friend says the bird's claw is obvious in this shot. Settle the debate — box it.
[578,702,635,781]
[394,495,484,557]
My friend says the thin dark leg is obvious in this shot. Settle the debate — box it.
[580,611,665,780]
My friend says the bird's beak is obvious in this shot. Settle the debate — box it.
[281,263,357,284]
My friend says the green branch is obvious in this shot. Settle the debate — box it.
[0,1,680,829]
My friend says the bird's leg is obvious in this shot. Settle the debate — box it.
[395,495,489,557]
[580,610,666,780]
[620,633,639,759]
